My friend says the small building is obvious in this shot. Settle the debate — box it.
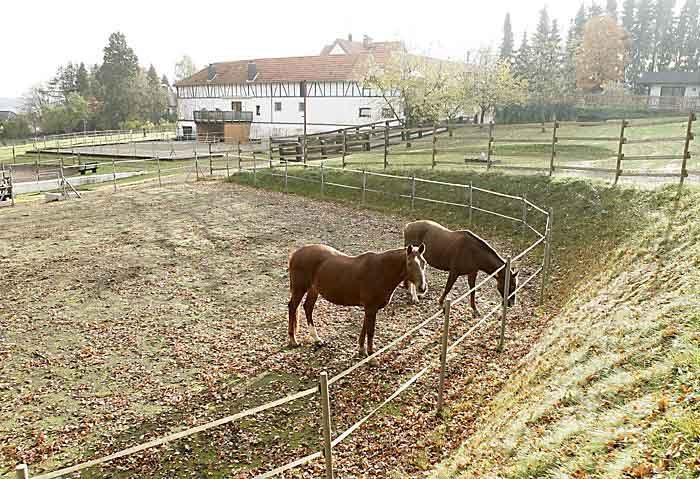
[0,111,18,122]
[639,71,700,97]
[174,36,403,142]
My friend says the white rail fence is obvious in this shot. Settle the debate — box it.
[13,160,551,478]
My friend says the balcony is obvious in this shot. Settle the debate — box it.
[194,110,253,123]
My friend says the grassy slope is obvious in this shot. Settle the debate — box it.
[431,188,700,478]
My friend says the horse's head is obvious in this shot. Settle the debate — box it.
[497,267,519,306]
[405,243,428,296]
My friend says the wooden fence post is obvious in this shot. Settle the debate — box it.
[9,166,15,207]
[361,169,367,205]
[342,129,347,168]
[319,372,335,479]
[497,256,512,352]
[486,122,494,170]
[521,195,528,233]
[539,208,553,305]
[614,119,627,186]
[269,140,274,169]
[549,117,558,176]
[12,145,15,164]
[431,125,437,169]
[679,112,695,188]
[111,157,117,192]
[411,175,416,210]
[226,152,230,177]
[237,141,242,171]
[60,158,66,198]
[437,298,451,415]
[383,125,389,169]
[209,143,213,176]
[284,160,289,194]
[253,151,257,185]
[15,464,29,479]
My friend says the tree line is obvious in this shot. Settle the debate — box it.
[2,32,178,142]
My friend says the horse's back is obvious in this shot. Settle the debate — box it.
[404,220,466,271]
[289,244,343,289]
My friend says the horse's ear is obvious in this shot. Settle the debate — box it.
[418,243,426,255]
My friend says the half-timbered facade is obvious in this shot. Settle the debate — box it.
[175,37,402,141]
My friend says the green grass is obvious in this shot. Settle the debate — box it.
[429,187,700,478]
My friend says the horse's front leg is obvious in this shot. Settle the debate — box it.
[408,282,419,304]
[358,317,368,357]
[365,308,379,367]
[439,271,460,306]
[467,271,480,317]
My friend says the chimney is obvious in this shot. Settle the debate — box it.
[247,61,257,81]
[348,33,353,42]
[207,64,216,81]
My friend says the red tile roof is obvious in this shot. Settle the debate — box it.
[176,43,402,86]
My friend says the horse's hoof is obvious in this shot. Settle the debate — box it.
[288,339,300,348]
[358,348,367,357]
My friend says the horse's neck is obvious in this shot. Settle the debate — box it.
[380,249,408,286]
[477,247,505,276]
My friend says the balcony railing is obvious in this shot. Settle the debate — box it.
[194,110,253,122]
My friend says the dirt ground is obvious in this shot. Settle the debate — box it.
[0,179,547,478]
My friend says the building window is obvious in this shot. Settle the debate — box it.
[231,101,242,112]
[256,105,261,116]
[299,102,305,112]
[381,107,394,119]
[275,102,282,112]
[660,86,686,97]
[359,107,371,118]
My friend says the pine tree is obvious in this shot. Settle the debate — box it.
[574,4,588,37]
[514,31,532,80]
[75,62,90,97]
[530,8,562,119]
[628,0,653,90]
[651,0,676,71]
[563,20,580,93]
[677,0,700,70]
[161,74,170,86]
[607,0,619,19]
[622,0,636,32]
[500,13,515,61]
[590,1,604,16]
[98,32,139,127]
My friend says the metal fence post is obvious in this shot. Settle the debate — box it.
[486,122,494,170]
[497,256,512,352]
[320,162,325,196]
[614,119,627,186]
[411,175,416,210]
[319,372,334,479]
[195,152,199,181]
[679,112,695,188]
[539,208,553,304]
[431,125,437,169]
[437,298,451,415]
[156,154,162,187]
[468,181,473,225]
[549,117,558,176]
[342,129,347,168]
[361,169,367,205]
[111,157,117,192]
[15,464,29,479]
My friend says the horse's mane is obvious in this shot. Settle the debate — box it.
[463,230,505,263]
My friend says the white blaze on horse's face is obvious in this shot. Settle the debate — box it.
[499,268,519,306]
[406,243,428,297]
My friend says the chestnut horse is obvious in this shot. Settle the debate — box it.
[287,244,428,360]
[403,220,517,315]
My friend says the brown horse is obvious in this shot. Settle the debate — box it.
[403,220,517,315]
[287,243,428,360]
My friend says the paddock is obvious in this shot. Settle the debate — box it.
[0,179,546,478]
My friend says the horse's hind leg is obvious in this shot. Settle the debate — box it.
[365,308,379,367]
[358,318,368,356]
[288,288,305,347]
[303,289,323,345]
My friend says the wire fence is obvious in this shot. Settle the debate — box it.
[13,159,551,478]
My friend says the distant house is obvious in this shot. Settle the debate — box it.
[639,72,700,98]
[0,111,17,122]
[174,35,405,142]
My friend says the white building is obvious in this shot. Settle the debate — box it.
[175,36,402,142]
[639,72,700,97]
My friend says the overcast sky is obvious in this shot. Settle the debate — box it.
[3,0,591,98]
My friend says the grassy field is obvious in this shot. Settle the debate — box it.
[329,117,699,181]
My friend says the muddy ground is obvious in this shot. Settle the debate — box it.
[0,179,547,478]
